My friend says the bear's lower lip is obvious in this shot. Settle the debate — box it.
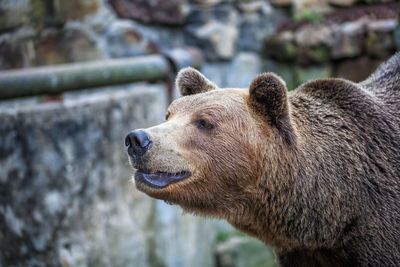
[135,170,191,188]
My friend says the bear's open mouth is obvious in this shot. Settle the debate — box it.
[135,170,191,188]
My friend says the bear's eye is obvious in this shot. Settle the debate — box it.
[195,119,214,131]
[165,111,171,120]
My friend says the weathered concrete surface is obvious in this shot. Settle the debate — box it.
[154,202,217,267]
[0,85,164,267]
[0,84,217,267]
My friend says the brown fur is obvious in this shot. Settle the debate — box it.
[128,53,400,266]
[176,67,217,96]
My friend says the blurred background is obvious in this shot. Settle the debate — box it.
[0,0,399,267]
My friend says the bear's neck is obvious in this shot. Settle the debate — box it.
[230,150,309,250]
[230,99,359,252]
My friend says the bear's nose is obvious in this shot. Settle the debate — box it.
[125,129,152,156]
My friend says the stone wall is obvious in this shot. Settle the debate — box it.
[1,0,398,86]
[264,2,400,88]
[0,85,219,267]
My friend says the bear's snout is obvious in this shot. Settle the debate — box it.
[125,129,152,157]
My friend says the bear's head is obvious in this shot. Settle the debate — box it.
[125,67,297,223]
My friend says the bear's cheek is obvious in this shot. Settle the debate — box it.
[181,137,241,178]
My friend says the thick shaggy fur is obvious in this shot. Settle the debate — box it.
[273,56,400,266]
[129,53,400,267]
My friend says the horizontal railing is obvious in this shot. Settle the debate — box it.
[0,47,202,100]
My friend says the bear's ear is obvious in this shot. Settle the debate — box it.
[249,72,289,122]
[176,67,217,96]
[249,73,295,145]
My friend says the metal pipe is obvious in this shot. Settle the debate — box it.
[0,48,203,99]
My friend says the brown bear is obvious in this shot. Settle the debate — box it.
[125,53,400,267]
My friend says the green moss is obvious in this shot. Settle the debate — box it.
[30,0,47,29]
[264,40,297,62]
[215,230,247,243]
[393,26,400,50]
[294,65,332,86]
[216,235,278,267]
[307,45,330,64]
[294,10,324,24]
